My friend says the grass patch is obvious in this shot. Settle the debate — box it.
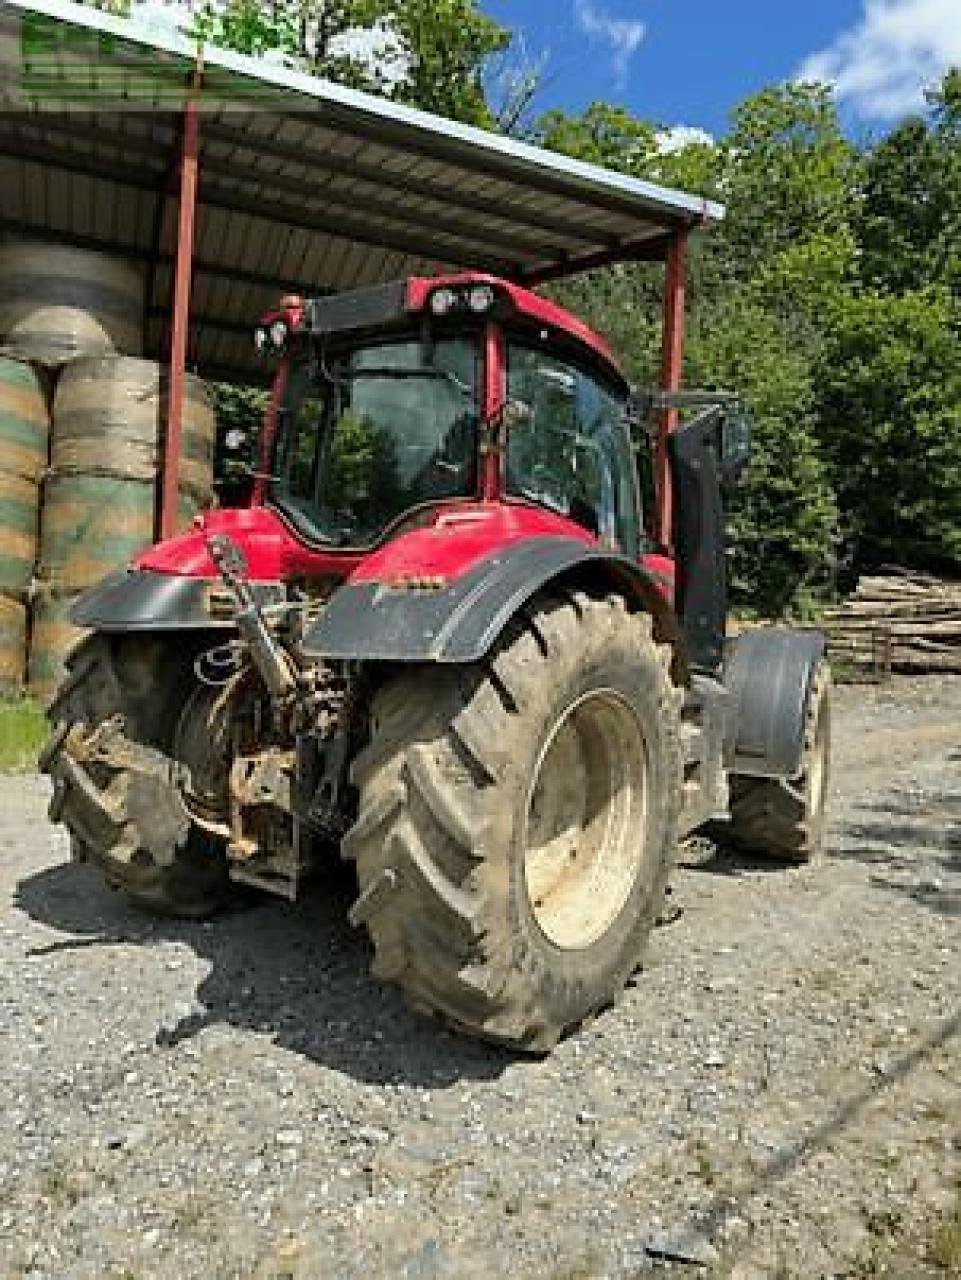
[0,698,47,773]
[929,1187,961,1275]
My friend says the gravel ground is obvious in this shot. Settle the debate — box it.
[1,676,959,1280]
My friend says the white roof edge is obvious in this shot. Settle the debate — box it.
[4,0,725,226]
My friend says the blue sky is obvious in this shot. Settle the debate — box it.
[483,0,961,137]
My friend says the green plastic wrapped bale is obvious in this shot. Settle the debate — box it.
[0,470,39,597]
[0,592,27,696]
[53,356,214,500]
[38,471,203,594]
[27,589,87,707]
[0,354,49,482]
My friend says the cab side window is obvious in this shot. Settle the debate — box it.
[505,343,642,558]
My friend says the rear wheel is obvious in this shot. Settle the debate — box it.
[344,592,683,1050]
[41,636,233,918]
[726,661,831,862]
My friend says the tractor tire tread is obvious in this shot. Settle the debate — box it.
[346,592,683,1050]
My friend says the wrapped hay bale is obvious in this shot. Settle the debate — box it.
[27,588,86,707]
[0,592,27,696]
[0,241,143,365]
[39,357,214,594]
[0,355,49,598]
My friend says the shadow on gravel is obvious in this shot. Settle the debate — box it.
[835,788,961,918]
[14,861,511,1088]
[675,835,801,877]
[687,1007,961,1246]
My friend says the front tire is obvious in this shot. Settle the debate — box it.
[726,661,832,862]
[344,592,683,1050]
[41,635,233,918]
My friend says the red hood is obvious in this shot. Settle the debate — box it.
[134,507,359,581]
[135,503,596,584]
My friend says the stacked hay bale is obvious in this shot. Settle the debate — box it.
[32,359,215,700]
[0,358,49,695]
[0,239,215,703]
[0,241,143,366]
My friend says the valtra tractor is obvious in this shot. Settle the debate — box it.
[41,272,830,1050]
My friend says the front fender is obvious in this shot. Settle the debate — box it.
[301,535,682,667]
[724,627,826,778]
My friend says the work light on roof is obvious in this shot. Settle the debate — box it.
[467,284,496,314]
[429,287,458,317]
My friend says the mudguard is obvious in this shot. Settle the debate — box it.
[71,568,284,631]
[724,627,826,779]
[302,536,681,666]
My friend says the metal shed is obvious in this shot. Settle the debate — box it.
[0,0,723,540]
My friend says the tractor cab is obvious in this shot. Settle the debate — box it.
[254,275,643,560]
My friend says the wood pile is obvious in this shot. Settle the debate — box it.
[824,569,961,674]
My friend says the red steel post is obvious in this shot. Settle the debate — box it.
[160,83,201,541]
[482,321,506,501]
[252,359,290,507]
[655,229,687,549]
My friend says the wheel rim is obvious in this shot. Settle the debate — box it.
[522,689,650,951]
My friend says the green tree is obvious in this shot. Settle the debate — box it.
[723,84,857,281]
[857,70,961,295]
[191,0,508,126]
[857,118,944,292]
[539,102,659,175]
[814,288,961,578]
[687,299,837,614]
[538,93,842,613]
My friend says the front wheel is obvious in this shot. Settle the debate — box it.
[726,661,832,862]
[344,592,684,1050]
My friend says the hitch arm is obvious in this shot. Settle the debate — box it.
[207,534,296,701]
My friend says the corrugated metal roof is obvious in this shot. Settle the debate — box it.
[0,0,724,380]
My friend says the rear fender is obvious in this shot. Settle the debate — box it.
[301,535,684,673]
[724,628,826,778]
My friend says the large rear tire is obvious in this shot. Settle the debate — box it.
[344,592,683,1050]
[41,636,232,918]
[726,661,831,862]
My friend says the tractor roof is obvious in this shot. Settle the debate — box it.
[291,273,623,380]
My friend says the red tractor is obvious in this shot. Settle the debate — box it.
[42,273,830,1050]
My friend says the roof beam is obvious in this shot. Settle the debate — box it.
[4,111,618,257]
[196,151,562,266]
[517,234,673,285]
[202,120,609,252]
[197,179,519,275]
[0,131,165,191]
[0,135,522,274]
[0,215,331,296]
[310,106,695,230]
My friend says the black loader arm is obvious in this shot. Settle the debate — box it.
[668,406,728,675]
[301,536,681,666]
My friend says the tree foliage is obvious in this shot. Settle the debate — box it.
[538,72,961,610]
[815,288,961,577]
[191,0,507,125]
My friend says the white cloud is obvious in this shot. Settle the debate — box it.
[797,0,961,119]
[574,1,646,86]
[655,125,714,154]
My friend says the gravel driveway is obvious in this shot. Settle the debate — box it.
[1,677,959,1279]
